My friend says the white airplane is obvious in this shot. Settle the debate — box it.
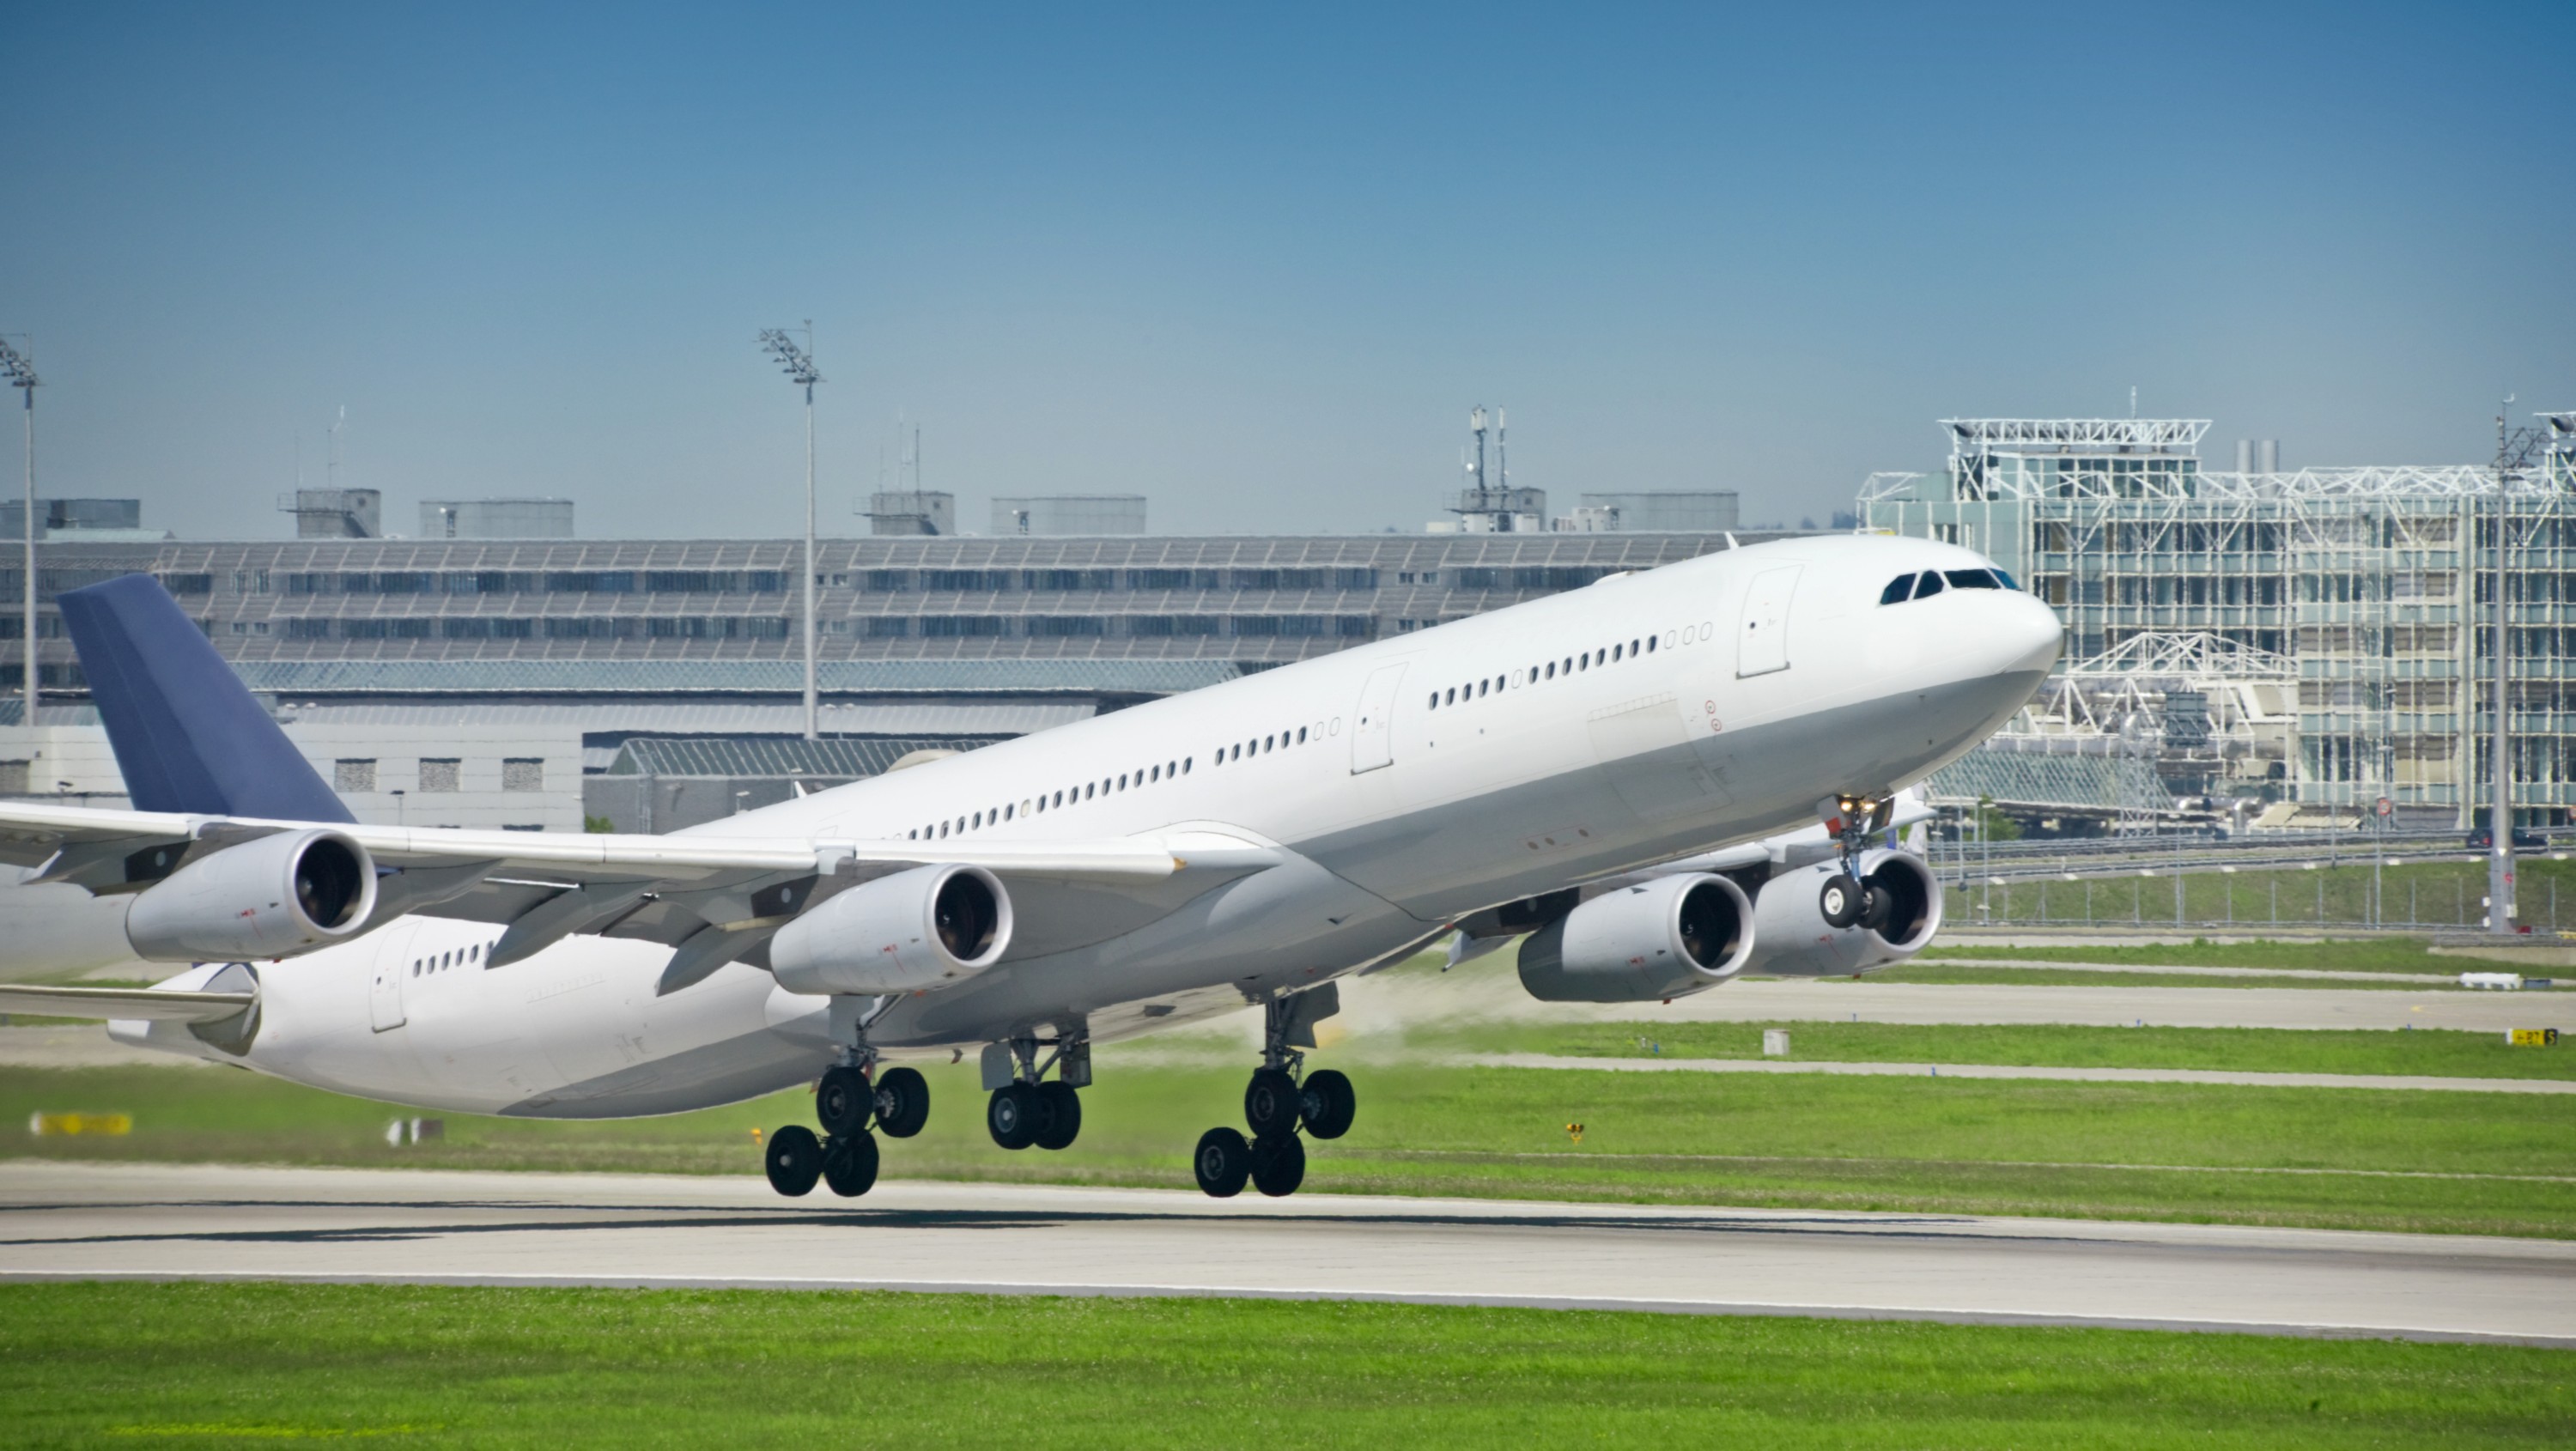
[0,537,2057,1199]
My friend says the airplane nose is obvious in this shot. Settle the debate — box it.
[1997,591,2063,677]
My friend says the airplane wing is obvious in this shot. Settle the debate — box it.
[15,574,1285,991]
[0,798,1280,979]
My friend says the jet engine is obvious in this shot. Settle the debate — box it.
[1742,848,1941,977]
[1517,871,1753,1003]
[122,829,378,962]
[769,863,1013,995]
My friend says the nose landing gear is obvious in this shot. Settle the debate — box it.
[1817,792,1897,930]
[1194,987,1351,1199]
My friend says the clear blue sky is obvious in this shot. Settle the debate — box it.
[4,3,2568,539]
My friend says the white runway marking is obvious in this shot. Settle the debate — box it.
[2,1163,2569,1347]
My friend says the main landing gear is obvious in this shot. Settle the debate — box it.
[984,1035,1088,1152]
[1194,989,1354,1199]
[765,1050,931,1199]
[1815,792,1898,933]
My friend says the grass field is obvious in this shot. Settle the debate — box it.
[10,1054,2574,1237]
[1434,1019,2576,1078]
[3,1282,2568,1449]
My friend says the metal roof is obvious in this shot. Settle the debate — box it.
[230,659,1242,696]
[605,736,1005,779]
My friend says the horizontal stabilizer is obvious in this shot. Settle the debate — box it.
[0,983,256,1023]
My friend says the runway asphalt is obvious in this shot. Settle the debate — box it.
[3,1162,2569,1346]
[1465,1053,2576,1094]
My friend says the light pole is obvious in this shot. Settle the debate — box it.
[2488,398,2520,935]
[760,325,823,741]
[0,337,36,730]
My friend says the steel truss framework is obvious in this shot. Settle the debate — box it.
[1866,419,2576,827]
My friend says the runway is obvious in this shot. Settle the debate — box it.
[3,1162,2569,1346]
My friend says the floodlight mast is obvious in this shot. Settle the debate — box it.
[0,338,37,730]
[759,325,823,741]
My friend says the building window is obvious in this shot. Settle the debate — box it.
[334,759,377,792]
[501,758,544,792]
[419,759,461,792]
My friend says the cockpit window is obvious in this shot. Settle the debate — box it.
[1944,568,2002,591]
[1992,568,2018,590]
[1878,574,1914,605]
[1913,570,1945,598]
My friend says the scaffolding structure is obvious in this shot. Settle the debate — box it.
[1866,416,2576,829]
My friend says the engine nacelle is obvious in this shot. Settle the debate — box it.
[1517,871,1753,1003]
[1742,849,1941,977]
[122,829,378,962]
[770,863,1013,995]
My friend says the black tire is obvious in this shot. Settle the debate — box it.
[1034,1081,1083,1150]
[987,1082,1039,1150]
[816,1065,872,1137]
[1249,1132,1306,1198]
[1193,1126,1251,1198]
[1299,1068,1356,1139]
[1244,1067,1302,1141]
[764,1124,823,1197]
[822,1131,879,1197]
[1819,872,1864,929]
[872,1066,931,1138]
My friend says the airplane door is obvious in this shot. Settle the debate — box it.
[1737,566,1800,677]
[368,927,411,1033]
[1350,663,1408,774]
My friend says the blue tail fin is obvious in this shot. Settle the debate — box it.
[57,574,354,823]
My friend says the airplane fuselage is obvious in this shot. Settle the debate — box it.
[118,535,2060,1118]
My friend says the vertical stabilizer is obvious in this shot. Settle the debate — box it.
[55,574,353,823]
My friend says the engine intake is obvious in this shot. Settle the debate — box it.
[122,829,378,962]
[1517,872,1753,1003]
[1743,849,1941,977]
[770,863,1014,995]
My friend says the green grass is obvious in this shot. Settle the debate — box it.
[1937,853,2576,935]
[1432,1019,2576,1078]
[3,1283,2569,1449]
[10,1056,2576,1237]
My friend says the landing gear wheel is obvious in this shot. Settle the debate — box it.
[1244,1067,1303,1140]
[1858,882,1896,934]
[1299,1069,1356,1139]
[1033,1081,1083,1150]
[1249,1132,1306,1197]
[764,1124,823,1197]
[1819,872,1865,929]
[816,1065,873,1137]
[987,1083,1040,1150]
[872,1066,931,1138]
[1193,1126,1251,1198]
[822,1131,879,1197]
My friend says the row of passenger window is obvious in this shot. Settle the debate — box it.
[907,756,1198,841]
[1878,568,2016,605]
[1427,634,1657,711]
[410,941,489,977]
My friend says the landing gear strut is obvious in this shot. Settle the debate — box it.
[767,1004,929,1199]
[1194,987,1352,1199]
[984,1035,1089,1152]
[1817,793,1896,931]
